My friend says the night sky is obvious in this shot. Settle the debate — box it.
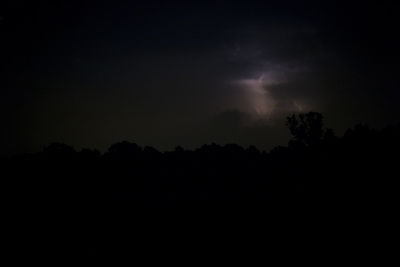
[1,0,399,155]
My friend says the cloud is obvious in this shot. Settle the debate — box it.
[218,22,326,121]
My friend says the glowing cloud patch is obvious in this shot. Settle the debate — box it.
[229,67,313,121]
[233,74,275,116]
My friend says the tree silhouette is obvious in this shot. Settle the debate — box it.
[42,142,76,160]
[78,148,101,160]
[104,141,142,160]
[286,112,325,147]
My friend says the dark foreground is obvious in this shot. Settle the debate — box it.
[3,115,399,263]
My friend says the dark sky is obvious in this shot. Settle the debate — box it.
[1,0,399,155]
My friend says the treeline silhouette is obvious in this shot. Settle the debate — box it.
[3,112,399,263]
[7,111,400,208]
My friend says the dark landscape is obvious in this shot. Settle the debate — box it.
[1,0,399,263]
[4,112,399,262]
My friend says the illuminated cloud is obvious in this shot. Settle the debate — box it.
[229,65,313,120]
[231,73,276,116]
[222,23,320,122]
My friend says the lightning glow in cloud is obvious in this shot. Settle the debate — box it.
[235,73,275,116]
